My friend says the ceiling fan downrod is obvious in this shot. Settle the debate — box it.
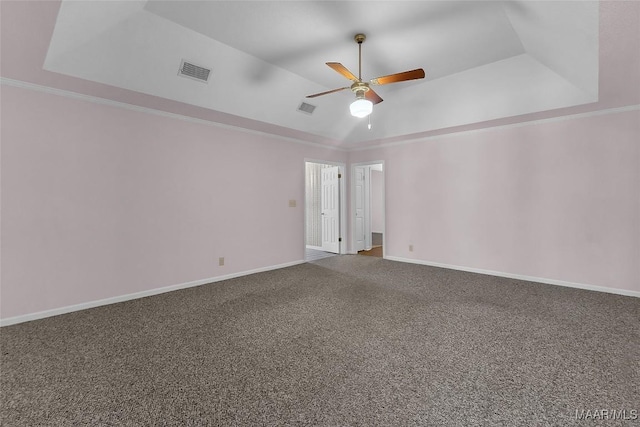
[352,34,370,99]
[355,33,366,81]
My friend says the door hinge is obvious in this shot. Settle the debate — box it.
[338,173,342,179]
[338,237,342,242]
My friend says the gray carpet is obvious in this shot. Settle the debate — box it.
[2,256,639,426]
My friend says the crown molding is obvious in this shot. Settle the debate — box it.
[0,77,347,152]
[349,104,640,152]
[3,77,638,153]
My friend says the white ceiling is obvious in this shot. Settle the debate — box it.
[44,1,599,146]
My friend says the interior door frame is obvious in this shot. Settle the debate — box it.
[353,165,367,252]
[304,159,347,255]
[350,160,385,257]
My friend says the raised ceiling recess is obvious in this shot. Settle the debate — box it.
[44,1,599,146]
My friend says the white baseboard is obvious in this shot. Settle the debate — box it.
[384,256,640,298]
[0,260,306,327]
[305,245,324,251]
[5,256,635,327]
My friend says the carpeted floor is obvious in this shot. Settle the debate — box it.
[1,256,639,426]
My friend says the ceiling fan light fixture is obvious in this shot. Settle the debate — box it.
[350,98,373,118]
[306,33,425,119]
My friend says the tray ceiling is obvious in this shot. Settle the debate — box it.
[43,1,599,146]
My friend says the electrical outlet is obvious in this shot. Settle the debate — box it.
[409,245,413,252]
[289,199,297,208]
[218,257,224,266]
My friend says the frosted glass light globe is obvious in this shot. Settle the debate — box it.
[350,98,373,118]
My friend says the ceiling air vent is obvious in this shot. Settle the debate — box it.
[178,60,211,83]
[297,102,316,115]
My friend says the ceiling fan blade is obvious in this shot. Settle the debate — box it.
[306,87,349,98]
[370,68,425,86]
[326,62,358,81]
[365,88,383,105]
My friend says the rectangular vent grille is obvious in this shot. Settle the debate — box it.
[298,102,316,114]
[178,60,211,83]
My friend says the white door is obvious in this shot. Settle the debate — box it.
[321,166,340,253]
[354,166,366,251]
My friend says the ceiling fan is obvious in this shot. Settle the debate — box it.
[306,34,425,118]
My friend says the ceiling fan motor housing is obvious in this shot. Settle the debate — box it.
[351,81,370,99]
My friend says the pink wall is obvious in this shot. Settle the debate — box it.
[346,0,640,293]
[0,85,346,319]
[1,1,638,323]
[350,109,640,292]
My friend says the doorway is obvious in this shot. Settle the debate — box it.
[352,161,384,258]
[304,160,346,261]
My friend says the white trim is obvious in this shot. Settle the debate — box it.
[385,256,640,298]
[304,158,346,168]
[364,166,372,250]
[350,160,385,257]
[3,78,637,154]
[305,245,324,251]
[0,260,305,327]
[349,104,640,152]
[0,77,346,152]
[303,159,347,255]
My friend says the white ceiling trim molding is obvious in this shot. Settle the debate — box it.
[348,104,640,152]
[2,78,636,154]
[0,77,347,152]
